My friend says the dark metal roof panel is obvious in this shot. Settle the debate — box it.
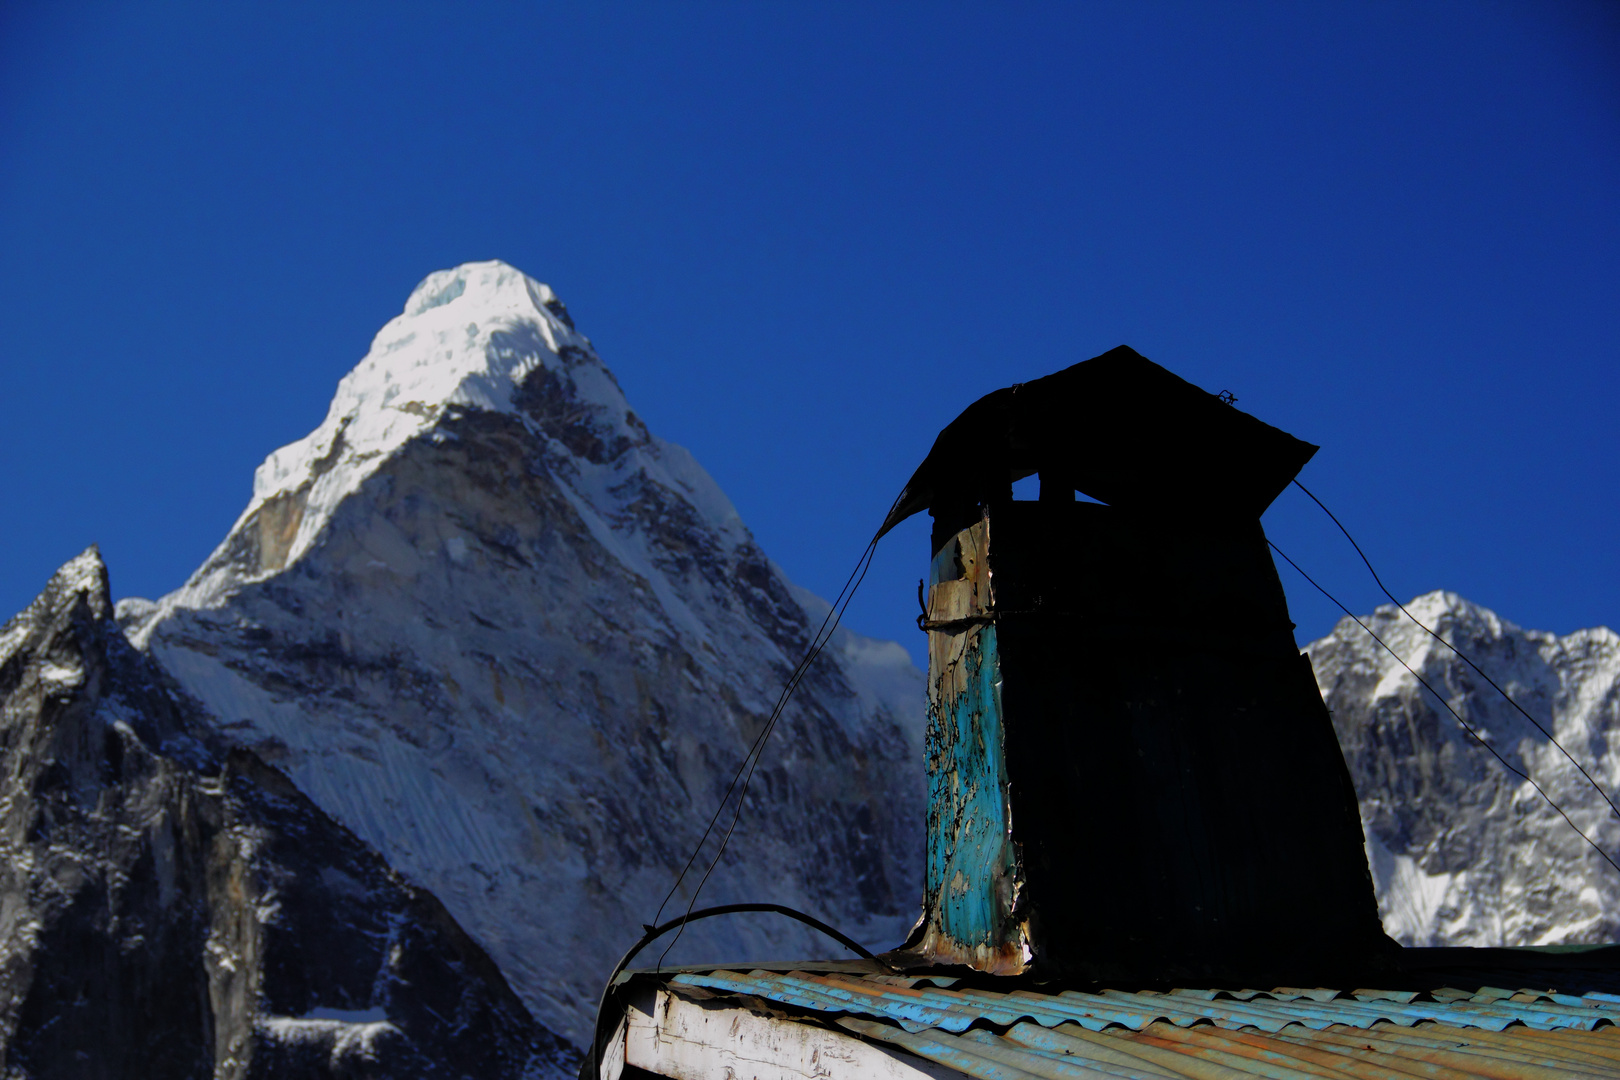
[879,346,1319,537]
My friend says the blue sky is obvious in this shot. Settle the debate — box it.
[2,1,1616,665]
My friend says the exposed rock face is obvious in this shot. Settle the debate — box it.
[0,549,574,1078]
[1308,590,1620,947]
[120,261,926,1045]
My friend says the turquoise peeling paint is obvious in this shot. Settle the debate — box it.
[924,552,1019,955]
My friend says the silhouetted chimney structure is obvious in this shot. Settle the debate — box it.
[880,346,1392,983]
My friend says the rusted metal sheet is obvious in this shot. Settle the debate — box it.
[653,968,1620,1079]
[670,970,1620,1037]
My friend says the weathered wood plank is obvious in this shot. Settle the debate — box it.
[601,1014,627,1080]
[617,986,966,1080]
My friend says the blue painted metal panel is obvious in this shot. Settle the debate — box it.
[927,624,1014,949]
[920,519,1029,973]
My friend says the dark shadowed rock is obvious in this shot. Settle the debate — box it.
[0,549,576,1078]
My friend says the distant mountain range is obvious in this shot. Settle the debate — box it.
[2,261,1615,1077]
[1309,590,1620,948]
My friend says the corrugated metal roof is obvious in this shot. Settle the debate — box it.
[655,968,1620,1079]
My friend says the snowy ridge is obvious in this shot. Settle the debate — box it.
[1308,589,1620,947]
[258,264,589,518]
[122,261,926,1046]
[135,260,751,645]
[785,577,926,764]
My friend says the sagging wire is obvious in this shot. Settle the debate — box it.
[648,490,904,972]
[584,902,884,1080]
[1268,538,1620,880]
[1293,479,1620,828]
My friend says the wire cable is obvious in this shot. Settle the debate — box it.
[1268,538,1620,880]
[648,490,904,970]
[1296,479,1620,817]
[584,902,884,1080]
[648,529,879,930]
[1291,479,1620,827]
[655,534,884,969]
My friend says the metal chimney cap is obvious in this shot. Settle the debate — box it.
[878,345,1317,538]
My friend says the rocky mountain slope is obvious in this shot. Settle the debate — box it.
[0,548,574,1079]
[118,261,926,1047]
[1309,589,1620,948]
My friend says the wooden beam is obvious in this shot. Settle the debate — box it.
[609,985,965,1080]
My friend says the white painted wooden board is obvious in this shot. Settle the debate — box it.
[612,986,966,1080]
[601,1014,627,1080]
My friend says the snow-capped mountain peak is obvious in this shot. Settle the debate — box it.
[134,261,752,633]
[250,261,619,555]
[117,261,926,1045]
